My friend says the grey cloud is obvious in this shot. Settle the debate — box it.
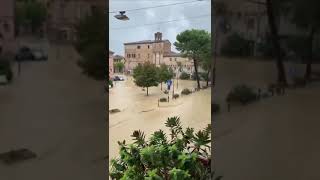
[109,0,211,55]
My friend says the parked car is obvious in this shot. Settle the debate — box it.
[15,46,34,61]
[113,76,125,81]
[15,47,48,61]
[32,49,48,61]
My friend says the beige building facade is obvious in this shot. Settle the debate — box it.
[0,0,16,55]
[109,50,114,79]
[124,32,194,75]
[214,0,304,56]
[46,0,105,42]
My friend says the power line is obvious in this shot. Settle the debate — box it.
[110,14,211,30]
[109,0,207,14]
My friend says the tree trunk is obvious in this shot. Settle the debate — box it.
[266,0,287,85]
[147,87,149,96]
[206,69,210,86]
[305,27,315,81]
[193,57,201,89]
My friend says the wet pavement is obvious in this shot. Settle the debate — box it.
[109,76,211,162]
[0,39,106,180]
[214,58,320,180]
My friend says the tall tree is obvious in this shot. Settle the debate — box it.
[174,29,211,89]
[157,64,174,90]
[265,0,287,84]
[114,62,125,73]
[74,9,106,80]
[133,62,159,96]
[200,39,212,86]
[16,0,47,34]
[291,0,320,81]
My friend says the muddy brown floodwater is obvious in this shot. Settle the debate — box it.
[109,75,211,162]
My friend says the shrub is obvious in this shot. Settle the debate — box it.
[173,94,180,99]
[108,80,113,87]
[221,33,251,57]
[212,103,220,113]
[164,90,169,94]
[0,59,13,83]
[293,76,306,87]
[109,109,121,114]
[179,72,190,80]
[109,117,212,179]
[181,88,192,95]
[226,85,257,105]
[159,97,167,102]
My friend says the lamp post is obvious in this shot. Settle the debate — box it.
[114,11,129,21]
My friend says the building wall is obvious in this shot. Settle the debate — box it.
[214,0,303,56]
[163,56,195,76]
[124,40,173,72]
[46,0,105,42]
[0,0,16,55]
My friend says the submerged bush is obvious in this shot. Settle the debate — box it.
[109,117,213,179]
[160,97,167,102]
[173,94,180,99]
[226,85,257,105]
[180,72,190,80]
[212,103,220,113]
[181,88,192,95]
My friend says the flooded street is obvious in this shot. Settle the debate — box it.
[109,76,211,161]
[0,39,106,180]
[214,57,320,180]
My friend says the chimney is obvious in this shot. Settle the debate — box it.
[154,32,162,41]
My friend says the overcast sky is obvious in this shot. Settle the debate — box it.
[109,0,211,55]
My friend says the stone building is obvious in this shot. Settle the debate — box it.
[0,0,16,55]
[113,55,125,73]
[214,0,303,56]
[124,32,194,75]
[45,0,105,42]
[109,50,114,79]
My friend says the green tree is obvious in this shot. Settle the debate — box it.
[199,39,212,86]
[174,29,211,89]
[290,0,320,81]
[16,0,47,33]
[74,9,106,80]
[110,117,215,180]
[114,62,125,73]
[133,62,159,96]
[157,64,174,90]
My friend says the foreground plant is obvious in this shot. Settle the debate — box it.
[110,117,214,180]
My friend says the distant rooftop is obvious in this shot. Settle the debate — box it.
[124,39,170,45]
[164,51,183,57]
[113,55,124,60]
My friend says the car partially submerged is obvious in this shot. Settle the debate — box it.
[15,46,48,61]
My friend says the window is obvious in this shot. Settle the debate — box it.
[247,18,255,29]
[175,58,177,61]
[170,58,172,61]
[148,45,150,49]
[137,45,141,49]
[128,54,131,58]
[3,23,9,32]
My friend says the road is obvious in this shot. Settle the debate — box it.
[109,76,211,162]
[214,58,320,180]
[0,39,106,180]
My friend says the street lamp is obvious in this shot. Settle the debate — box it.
[114,11,129,21]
